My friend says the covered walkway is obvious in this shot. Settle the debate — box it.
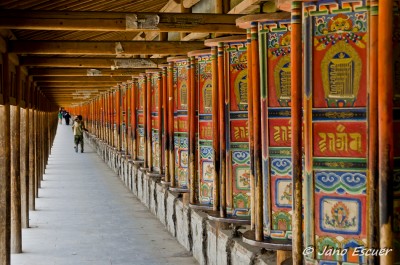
[11,124,196,265]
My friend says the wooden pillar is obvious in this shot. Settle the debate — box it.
[146,73,152,170]
[108,93,111,146]
[142,75,149,169]
[20,106,29,228]
[246,28,255,230]
[34,104,39,198]
[157,72,163,174]
[188,56,196,204]
[291,2,303,264]
[378,0,394,263]
[0,52,11,265]
[116,86,122,151]
[131,80,138,161]
[104,94,107,142]
[107,92,111,145]
[101,95,104,141]
[95,99,98,137]
[39,108,43,183]
[211,47,220,212]
[124,85,129,155]
[28,107,35,210]
[0,103,11,265]
[161,67,168,177]
[10,63,22,253]
[10,105,21,253]
[104,94,107,143]
[368,2,379,264]
[250,23,263,241]
[167,62,174,185]
[41,106,45,180]
[217,42,226,217]
[223,0,230,13]
[108,91,114,147]
[112,90,116,148]
[126,83,134,156]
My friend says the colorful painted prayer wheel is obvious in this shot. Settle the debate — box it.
[135,74,146,166]
[146,69,164,178]
[167,56,190,193]
[125,81,132,158]
[205,36,251,223]
[120,83,129,156]
[187,49,216,210]
[111,88,116,149]
[128,78,141,164]
[302,1,374,264]
[113,86,120,151]
[236,13,293,253]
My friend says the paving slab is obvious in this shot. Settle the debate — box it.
[11,124,197,265]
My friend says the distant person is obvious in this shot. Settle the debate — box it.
[64,111,71,125]
[58,111,63,124]
[72,115,87,153]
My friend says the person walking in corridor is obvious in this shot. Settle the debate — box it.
[72,115,86,153]
[58,111,63,124]
[64,111,71,125]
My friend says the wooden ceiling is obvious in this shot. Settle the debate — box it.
[0,0,271,106]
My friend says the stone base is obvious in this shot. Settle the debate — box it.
[86,134,280,265]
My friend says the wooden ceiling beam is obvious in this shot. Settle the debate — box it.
[28,68,148,76]
[20,57,166,68]
[182,0,200,9]
[33,76,133,82]
[9,40,206,55]
[39,88,109,91]
[41,94,105,96]
[40,93,105,96]
[0,10,244,33]
[181,0,266,41]
[36,82,117,87]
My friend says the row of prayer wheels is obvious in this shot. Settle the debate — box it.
[76,1,400,264]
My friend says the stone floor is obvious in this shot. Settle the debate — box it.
[11,123,197,265]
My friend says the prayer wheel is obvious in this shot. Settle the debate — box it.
[187,49,216,210]
[236,13,293,252]
[205,36,251,223]
[120,83,128,156]
[167,56,190,193]
[135,74,147,166]
[113,86,120,151]
[146,69,164,178]
[302,1,374,264]
[125,81,132,158]
[128,78,142,164]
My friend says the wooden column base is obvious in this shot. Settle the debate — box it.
[277,251,292,265]
[169,187,190,193]
[160,181,170,188]
[207,210,251,225]
[182,193,190,206]
[189,204,213,211]
[241,230,292,250]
